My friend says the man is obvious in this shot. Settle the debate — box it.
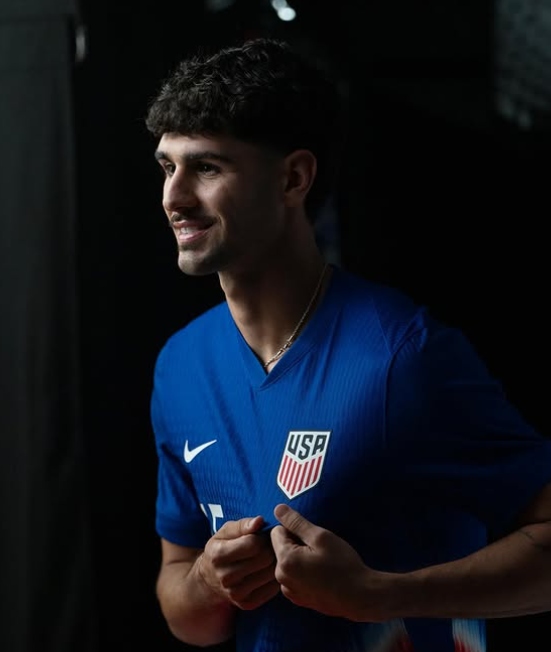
[145,37,551,652]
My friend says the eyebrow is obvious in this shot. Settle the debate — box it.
[154,149,234,164]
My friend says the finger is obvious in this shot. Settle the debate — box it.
[270,524,298,551]
[232,577,281,611]
[273,504,319,543]
[216,515,265,540]
[209,529,273,567]
[222,560,277,605]
[226,560,276,594]
[217,543,276,584]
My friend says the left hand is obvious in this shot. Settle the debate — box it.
[270,504,376,620]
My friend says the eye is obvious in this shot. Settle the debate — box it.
[160,162,175,177]
[195,162,220,176]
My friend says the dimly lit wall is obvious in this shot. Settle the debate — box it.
[74,2,550,650]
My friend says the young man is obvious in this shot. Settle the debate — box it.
[145,37,551,652]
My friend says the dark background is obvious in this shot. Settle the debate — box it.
[76,1,549,650]
[5,1,549,651]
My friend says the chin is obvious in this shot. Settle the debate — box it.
[177,258,217,277]
[178,248,230,277]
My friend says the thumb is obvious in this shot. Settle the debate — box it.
[273,504,316,542]
[218,515,265,539]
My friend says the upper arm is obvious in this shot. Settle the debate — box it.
[515,481,551,527]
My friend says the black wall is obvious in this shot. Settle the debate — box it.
[74,2,550,649]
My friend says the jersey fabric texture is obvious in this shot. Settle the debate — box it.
[151,265,551,652]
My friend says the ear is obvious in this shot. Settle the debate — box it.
[282,149,317,208]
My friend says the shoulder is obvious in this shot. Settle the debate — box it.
[331,266,438,353]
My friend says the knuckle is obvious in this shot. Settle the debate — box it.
[275,558,292,582]
[314,530,328,546]
[218,568,238,589]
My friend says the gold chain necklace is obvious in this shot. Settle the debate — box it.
[262,263,328,370]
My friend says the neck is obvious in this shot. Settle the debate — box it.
[221,253,330,370]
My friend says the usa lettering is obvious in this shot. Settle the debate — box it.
[287,432,329,460]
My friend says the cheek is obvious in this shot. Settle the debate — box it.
[244,179,283,216]
[213,177,283,233]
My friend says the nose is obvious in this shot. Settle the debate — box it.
[162,169,198,215]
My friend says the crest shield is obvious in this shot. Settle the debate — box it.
[277,431,331,499]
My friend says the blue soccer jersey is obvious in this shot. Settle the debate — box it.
[151,265,551,652]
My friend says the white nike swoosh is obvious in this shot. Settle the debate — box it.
[183,439,217,463]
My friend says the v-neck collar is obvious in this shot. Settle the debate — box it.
[227,264,341,388]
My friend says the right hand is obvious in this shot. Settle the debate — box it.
[197,516,280,610]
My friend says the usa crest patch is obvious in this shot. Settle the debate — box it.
[277,431,331,499]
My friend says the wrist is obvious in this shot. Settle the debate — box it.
[194,553,233,610]
[354,569,405,623]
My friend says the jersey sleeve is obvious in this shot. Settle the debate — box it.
[385,324,551,537]
[150,344,211,548]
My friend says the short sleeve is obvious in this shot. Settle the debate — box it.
[150,346,211,547]
[385,325,551,536]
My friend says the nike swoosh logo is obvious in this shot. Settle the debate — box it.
[183,439,217,463]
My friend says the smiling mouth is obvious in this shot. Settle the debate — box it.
[175,223,211,245]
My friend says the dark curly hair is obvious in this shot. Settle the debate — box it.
[145,37,346,221]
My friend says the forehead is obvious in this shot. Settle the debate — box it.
[155,133,272,164]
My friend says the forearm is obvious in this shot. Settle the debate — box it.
[371,521,551,622]
[157,554,237,647]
